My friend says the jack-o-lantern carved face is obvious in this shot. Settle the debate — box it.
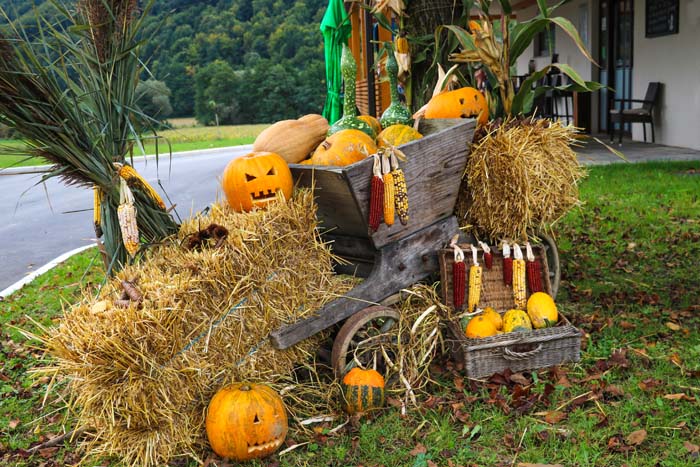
[206,383,289,461]
[222,152,293,212]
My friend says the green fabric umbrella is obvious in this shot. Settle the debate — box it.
[320,0,352,125]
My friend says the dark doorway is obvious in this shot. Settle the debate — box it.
[599,0,634,134]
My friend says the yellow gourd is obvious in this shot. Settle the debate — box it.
[526,292,558,329]
[482,307,503,331]
[502,309,532,333]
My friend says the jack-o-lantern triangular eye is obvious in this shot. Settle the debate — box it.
[266,167,277,176]
[253,414,261,424]
[246,173,256,182]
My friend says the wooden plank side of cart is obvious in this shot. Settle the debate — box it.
[270,119,476,350]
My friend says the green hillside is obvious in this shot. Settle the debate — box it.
[0,0,328,123]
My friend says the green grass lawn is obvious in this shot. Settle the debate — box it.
[1,161,699,467]
[0,124,268,169]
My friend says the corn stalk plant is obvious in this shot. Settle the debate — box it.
[0,0,178,272]
[438,0,604,118]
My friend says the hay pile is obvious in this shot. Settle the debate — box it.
[457,117,586,240]
[41,191,355,466]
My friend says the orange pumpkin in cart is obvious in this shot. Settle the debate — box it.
[222,151,293,212]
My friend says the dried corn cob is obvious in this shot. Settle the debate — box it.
[118,163,166,210]
[525,242,544,293]
[468,245,482,313]
[93,185,103,238]
[368,154,384,232]
[390,150,409,225]
[395,32,409,54]
[452,241,466,310]
[512,243,526,309]
[478,241,492,269]
[502,242,513,286]
[381,152,395,226]
[118,178,139,257]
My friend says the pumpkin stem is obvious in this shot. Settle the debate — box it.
[321,140,331,150]
[240,384,251,391]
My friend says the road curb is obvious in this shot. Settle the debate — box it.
[0,144,254,176]
[0,244,96,298]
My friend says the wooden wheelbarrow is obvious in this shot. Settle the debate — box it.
[269,119,560,375]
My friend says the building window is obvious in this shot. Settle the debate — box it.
[535,25,555,57]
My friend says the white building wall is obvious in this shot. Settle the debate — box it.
[632,0,700,149]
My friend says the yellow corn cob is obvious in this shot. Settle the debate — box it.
[93,186,103,238]
[468,264,482,312]
[395,34,409,54]
[390,151,408,225]
[118,164,166,210]
[381,153,395,226]
[383,171,395,226]
[513,258,527,309]
[118,178,139,257]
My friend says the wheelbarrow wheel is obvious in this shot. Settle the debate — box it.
[536,233,560,297]
[331,306,400,378]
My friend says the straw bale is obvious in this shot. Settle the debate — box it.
[456,117,586,240]
[41,190,354,466]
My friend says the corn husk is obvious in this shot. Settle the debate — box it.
[457,117,586,240]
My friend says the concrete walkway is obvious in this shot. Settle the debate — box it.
[575,135,700,165]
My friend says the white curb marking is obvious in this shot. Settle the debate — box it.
[0,244,95,298]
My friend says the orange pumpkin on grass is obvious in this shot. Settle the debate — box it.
[206,383,288,461]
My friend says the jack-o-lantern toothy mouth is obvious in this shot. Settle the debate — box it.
[247,438,283,454]
[251,189,278,202]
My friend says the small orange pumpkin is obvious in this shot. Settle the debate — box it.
[377,124,423,148]
[424,86,488,125]
[340,367,386,414]
[221,152,293,212]
[205,383,288,461]
[308,129,378,167]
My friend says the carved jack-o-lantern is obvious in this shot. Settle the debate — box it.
[221,151,293,212]
[205,383,289,461]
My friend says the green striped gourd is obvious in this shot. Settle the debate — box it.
[328,44,375,138]
[340,367,385,414]
[380,46,412,129]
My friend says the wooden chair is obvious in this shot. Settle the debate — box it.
[609,82,661,144]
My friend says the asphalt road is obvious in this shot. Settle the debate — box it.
[0,145,252,292]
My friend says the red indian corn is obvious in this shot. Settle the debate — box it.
[502,243,513,286]
[526,242,543,293]
[453,260,466,310]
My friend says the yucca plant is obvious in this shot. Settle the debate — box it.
[439,0,603,117]
[0,0,178,272]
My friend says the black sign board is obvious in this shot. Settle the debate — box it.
[646,0,679,37]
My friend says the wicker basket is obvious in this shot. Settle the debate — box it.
[439,244,581,379]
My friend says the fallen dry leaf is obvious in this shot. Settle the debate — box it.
[665,322,681,331]
[669,353,683,366]
[543,411,567,424]
[663,393,695,401]
[684,441,699,454]
[8,419,20,429]
[626,429,647,446]
[409,443,427,456]
[510,372,531,386]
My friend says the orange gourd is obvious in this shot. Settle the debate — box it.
[308,129,378,167]
[341,367,386,414]
[424,86,488,125]
[221,152,293,212]
[465,315,499,338]
[377,124,422,148]
[205,383,288,461]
